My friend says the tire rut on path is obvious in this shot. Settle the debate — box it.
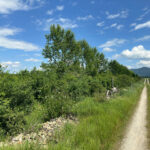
[119,86,148,150]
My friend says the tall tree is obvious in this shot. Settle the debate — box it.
[109,60,134,76]
[42,24,82,73]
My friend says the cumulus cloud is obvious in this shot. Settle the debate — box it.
[0,0,44,14]
[25,58,41,62]
[0,27,40,51]
[121,45,150,59]
[77,15,94,21]
[134,21,150,30]
[106,10,128,19]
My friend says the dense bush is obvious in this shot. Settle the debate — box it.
[44,98,73,121]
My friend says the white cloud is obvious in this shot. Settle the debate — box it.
[106,10,128,19]
[130,23,136,27]
[112,54,120,59]
[97,21,104,27]
[56,5,64,11]
[0,27,21,36]
[25,58,41,62]
[99,38,126,52]
[1,61,20,68]
[106,12,120,19]
[47,10,53,15]
[102,47,115,52]
[137,8,150,21]
[137,60,150,68]
[99,38,126,48]
[121,45,150,59]
[47,5,64,15]
[36,19,43,26]
[77,15,94,21]
[110,23,124,30]
[41,17,78,31]
[111,23,117,27]
[34,53,42,56]
[137,17,143,21]
[126,65,132,69]
[135,35,150,42]
[0,27,40,51]
[0,37,40,51]
[134,21,150,30]
[116,24,124,30]
[0,0,44,14]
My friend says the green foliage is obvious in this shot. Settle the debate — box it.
[44,98,73,120]
[0,25,140,139]
[115,74,132,88]
[109,60,135,76]
[1,83,143,150]
[42,25,82,74]
[42,25,108,76]
[46,83,143,150]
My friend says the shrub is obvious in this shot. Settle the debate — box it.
[44,98,73,121]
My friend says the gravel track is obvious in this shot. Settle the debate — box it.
[119,86,148,150]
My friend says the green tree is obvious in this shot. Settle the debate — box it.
[42,25,82,74]
[109,60,135,76]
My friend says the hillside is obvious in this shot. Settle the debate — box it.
[131,67,150,77]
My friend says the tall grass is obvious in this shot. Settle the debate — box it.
[24,102,45,132]
[47,83,143,150]
[2,82,143,150]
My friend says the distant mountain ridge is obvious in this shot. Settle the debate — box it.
[131,67,150,77]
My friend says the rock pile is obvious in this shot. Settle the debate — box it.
[1,116,77,147]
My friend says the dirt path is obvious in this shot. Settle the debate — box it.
[119,86,148,150]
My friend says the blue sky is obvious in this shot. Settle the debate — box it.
[0,0,150,72]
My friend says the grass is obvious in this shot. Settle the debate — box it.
[1,82,143,150]
[147,84,150,149]
[24,102,45,133]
